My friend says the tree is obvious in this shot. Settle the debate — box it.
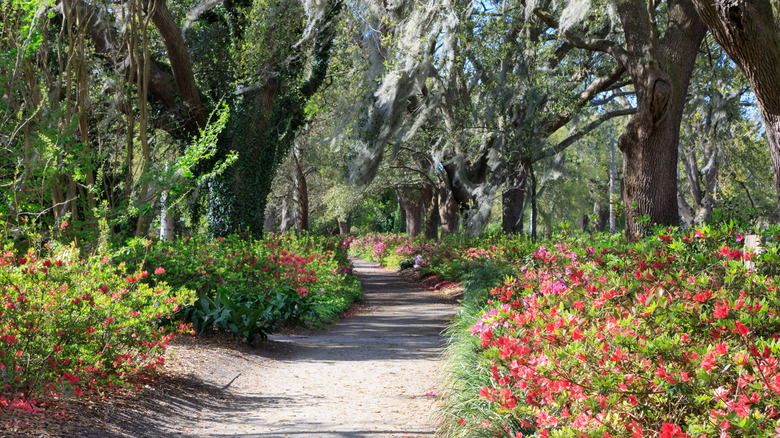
[689,1,780,216]
[539,0,707,238]
[677,36,751,226]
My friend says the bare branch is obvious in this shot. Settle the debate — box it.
[182,0,224,34]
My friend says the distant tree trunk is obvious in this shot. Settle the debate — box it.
[396,189,407,234]
[264,204,278,231]
[294,152,309,232]
[690,0,780,215]
[530,164,537,240]
[280,195,293,232]
[502,160,527,234]
[159,164,175,241]
[423,185,439,240]
[616,0,706,239]
[338,214,351,235]
[399,188,423,237]
[159,191,175,241]
[609,142,616,233]
[438,185,459,235]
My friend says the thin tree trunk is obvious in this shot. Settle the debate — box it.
[530,164,537,241]
[75,8,96,215]
[135,0,153,237]
[397,189,406,234]
[609,141,616,233]
[294,153,309,232]
[423,185,438,240]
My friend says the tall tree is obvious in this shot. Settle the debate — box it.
[689,1,780,216]
[538,0,707,238]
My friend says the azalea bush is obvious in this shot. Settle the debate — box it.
[441,224,780,437]
[349,233,411,268]
[0,238,193,417]
[119,233,360,342]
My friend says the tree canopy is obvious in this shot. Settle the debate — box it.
[1,0,778,241]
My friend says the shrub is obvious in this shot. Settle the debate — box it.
[442,225,780,437]
[118,233,360,341]
[0,240,193,416]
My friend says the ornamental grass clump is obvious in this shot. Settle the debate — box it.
[442,225,780,437]
[0,240,194,417]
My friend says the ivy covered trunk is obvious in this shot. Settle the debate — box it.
[206,0,343,237]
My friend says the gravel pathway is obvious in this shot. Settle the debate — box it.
[63,259,456,438]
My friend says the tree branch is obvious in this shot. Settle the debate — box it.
[182,0,224,34]
[541,63,627,135]
[533,108,635,161]
[534,8,631,66]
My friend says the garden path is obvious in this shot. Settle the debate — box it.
[69,259,456,438]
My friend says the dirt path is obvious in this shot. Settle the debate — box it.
[64,259,456,438]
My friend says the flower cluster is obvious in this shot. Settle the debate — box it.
[0,241,193,417]
[119,233,360,339]
[460,226,780,437]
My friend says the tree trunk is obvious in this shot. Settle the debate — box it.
[399,188,423,237]
[423,185,439,240]
[502,160,527,234]
[616,0,706,239]
[338,214,351,235]
[397,189,407,234]
[159,191,175,241]
[142,0,206,134]
[264,204,278,231]
[609,141,616,233]
[530,164,537,240]
[280,195,293,232]
[294,153,309,232]
[438,185,459,235]
[690,0,780,215]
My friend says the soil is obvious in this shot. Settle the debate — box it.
[9,259,459,438]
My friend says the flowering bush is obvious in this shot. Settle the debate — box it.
[0,240,193,417]
[119,233,360,342]
[441,225,780,437]
[349,233,411,268]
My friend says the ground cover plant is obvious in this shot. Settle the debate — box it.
[352,228,780,437]
[119,233,361,343]
[0,226,360,429]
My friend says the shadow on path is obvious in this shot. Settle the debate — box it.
[62,258,455,438]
